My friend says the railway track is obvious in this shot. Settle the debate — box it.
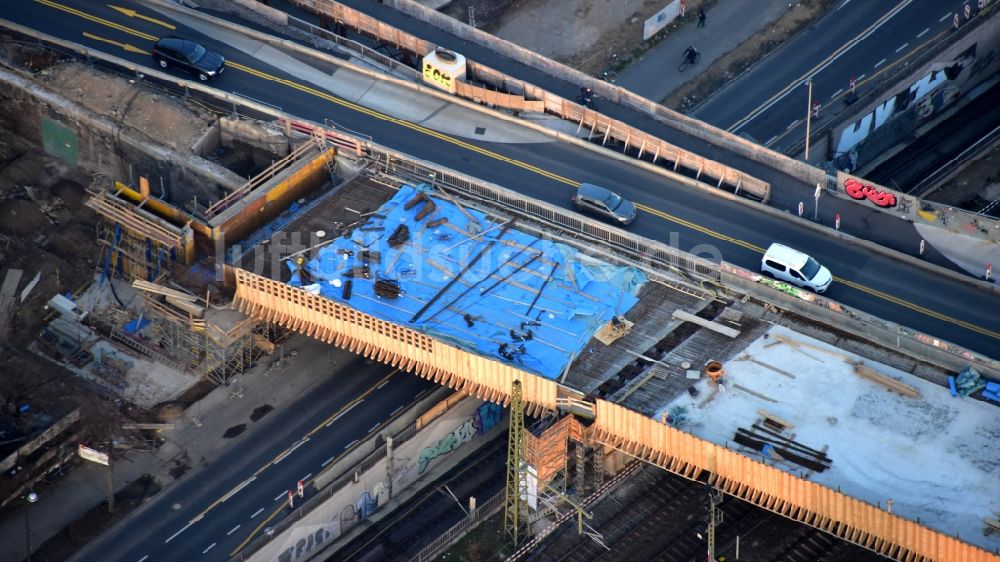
[330,433,508,562]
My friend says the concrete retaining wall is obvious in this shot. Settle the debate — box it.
[0,67,243,205]
[245,396,505,562]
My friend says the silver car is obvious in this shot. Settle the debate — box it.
[571,183,637,226]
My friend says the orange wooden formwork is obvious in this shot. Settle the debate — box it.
[590,400,999,562]
[231,268,558,415]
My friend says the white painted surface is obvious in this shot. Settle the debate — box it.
[657,325,1000,550]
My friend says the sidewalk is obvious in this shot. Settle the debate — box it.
[0,334,351,561]
[615,0,790,103]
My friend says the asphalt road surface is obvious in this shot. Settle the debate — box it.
[4,1,998,359]
[72,359,434,562]
[693,0,974,152]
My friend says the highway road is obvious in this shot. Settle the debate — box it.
[4,1,998,359]
[72,358,434,562]
[693,0,976,152]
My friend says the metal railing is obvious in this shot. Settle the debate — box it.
[408,492,505,562]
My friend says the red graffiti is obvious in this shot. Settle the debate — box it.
[844,178,897,208]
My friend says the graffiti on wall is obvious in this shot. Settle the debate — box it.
[269,401,503,562]
[418,402,503,474]
[843,178,897,208]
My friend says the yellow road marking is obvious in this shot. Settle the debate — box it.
[836,277,1000,339]
[36,0,1000,345]
[191,369,400,525]
[81,31,147,54]
[108,4,176,29]
[229,373,401,556]
[35,0,158,41]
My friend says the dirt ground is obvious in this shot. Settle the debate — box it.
[664,0,837,111]
[444,0,719,76]
[37,62,213,152]
[924,141,1000,215]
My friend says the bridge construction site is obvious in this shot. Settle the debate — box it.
[0,2,998,562]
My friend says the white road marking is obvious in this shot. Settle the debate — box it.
[830,88,843,99]
[376,379,389,390]
[203,543,216,554]
[874,58,886,68]
[326,401,360,428]
[917,27,929,38]
[273,437,311,465]
[728,0,914,132]
[227,525,241,536]
[345,439,359,450]
[302,472,312,481]
[274,491,286,502]
[836,0,852,10]
[390,404,404,416]
[896,43,908,53]
[939,12,952,22]
[856,73,866,81]
[321,454,337,467]
[220,476,256,503]
[765,135,779,146]
[164,521,194,543]
[786,119,800,131]
[368,422,380,433]
[251,507,265,518]
[137,556,149,562]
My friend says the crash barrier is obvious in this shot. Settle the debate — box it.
[377,0,1000,238]
[4,20,992,377]
[590,399,1000,562]
[10,23,1000,561]
[286,0,770,201]
[229,421,420,561]
[720,262,1000,379]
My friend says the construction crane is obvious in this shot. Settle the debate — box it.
[504,379,527,546]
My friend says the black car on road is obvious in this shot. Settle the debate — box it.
[151,37,225,81]
[571,183,638,226]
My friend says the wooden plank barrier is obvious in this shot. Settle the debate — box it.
[231,267,558,414]
[590,399,999,562]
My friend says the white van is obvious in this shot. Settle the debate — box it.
[761,243,833,293]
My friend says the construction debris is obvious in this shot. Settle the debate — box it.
[594,315,633,345]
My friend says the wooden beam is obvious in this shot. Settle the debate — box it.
[671,310,740,338]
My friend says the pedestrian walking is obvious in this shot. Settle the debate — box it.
[697,8,706,27]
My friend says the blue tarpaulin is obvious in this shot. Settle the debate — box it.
[289,184,646,380]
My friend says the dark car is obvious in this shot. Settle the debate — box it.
[151,37,225,81]
[571,183,637,226]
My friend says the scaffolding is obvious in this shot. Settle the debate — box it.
[133,281,267,385]
[87,188,193,282]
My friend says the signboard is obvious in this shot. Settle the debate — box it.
[78,444,109,466]
[643,1,682,40]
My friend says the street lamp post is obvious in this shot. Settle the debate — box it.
[25,491,39,562]
[804,79,814,161]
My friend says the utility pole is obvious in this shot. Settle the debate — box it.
[106,452,115,514]
[804,79,814,161]
[706,485,723,562]
[503,380,527,547]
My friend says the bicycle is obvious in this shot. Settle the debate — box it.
[678,51,701,72]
